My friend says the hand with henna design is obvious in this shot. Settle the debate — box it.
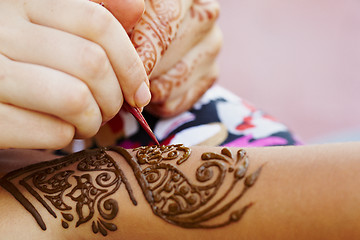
[0,0,150,149]
[132,0,223,117]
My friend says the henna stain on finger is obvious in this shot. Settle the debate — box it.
[190,0,220,22]
[150,61,189,103]
[0,144,263,235]
[131,0,183,76]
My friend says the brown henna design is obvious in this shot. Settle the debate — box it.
[1,144,262,234]
[0,148,136,236]
[150,61,189,103]
[190,0,220,22]
[110,144,263,228]
[147,51,218,117]
[131,0,183,76]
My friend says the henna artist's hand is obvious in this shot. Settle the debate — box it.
[0,0,149,149]
[132,0,222,117]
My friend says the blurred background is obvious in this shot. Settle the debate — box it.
[217,0,360,143]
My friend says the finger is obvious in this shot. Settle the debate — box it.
[0,103,75,149]
[91,0,145,32]
[152,0,220,77]
[0,22,122,122]
[0,54,102,139]
[131,0,194,76]
[24,0,150,108]
[146,25,222,117]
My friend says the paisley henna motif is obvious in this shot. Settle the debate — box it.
[110,145,263,228]
[131,0,183,76]
[1,145,263,235]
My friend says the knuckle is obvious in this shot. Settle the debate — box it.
[80,43,110,79]
[51,124,75,149]
[209,25,223,55]
[86,5,114,37]
[75,116,102,139]
[123,57,146,85]
[0,55,10,83]
[103,98,122,121]
[61,82,92,116]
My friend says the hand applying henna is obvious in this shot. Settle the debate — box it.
[92,0,159,145]
[91,0,221,148]
[0,0,150,149]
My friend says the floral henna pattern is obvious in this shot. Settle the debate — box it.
[0,144,263,235]
[190,0,220,22]
[147,47,219,116]
[150,61,189,103]
[0,148,137,236]
[110,144,263,228]
[131,0,183,76]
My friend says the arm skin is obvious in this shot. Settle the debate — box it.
[0,142,360,240]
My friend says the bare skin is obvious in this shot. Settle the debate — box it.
[1,142,360,239]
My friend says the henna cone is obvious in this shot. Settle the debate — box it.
[122,102,160,145]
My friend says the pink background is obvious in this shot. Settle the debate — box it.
[217,0,360,142]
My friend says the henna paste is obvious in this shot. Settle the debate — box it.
[0,144,263,235]
[0,148,136,236]
[110,145,263,228]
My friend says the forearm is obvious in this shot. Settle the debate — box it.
[1,143,360,239]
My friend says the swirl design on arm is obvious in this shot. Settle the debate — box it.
[0,148,136,236]
[111,145,263,228]
[0,145,263,235]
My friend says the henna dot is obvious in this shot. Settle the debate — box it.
[138,156,147,164]
[61,220,69,229]
[168,151,176,158]
[90,188,98,195]
[228,167,234,172]
[179,186,189,195]
[230,211,241,222]
[154,194,162,202]
[172,173,181,182]
[62,213,74,222]
[164,184,172,192]
[168,203,179,213]
[187,195,197,205]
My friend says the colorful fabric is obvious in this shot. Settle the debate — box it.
[90,85,300,149]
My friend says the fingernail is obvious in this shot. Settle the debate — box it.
[135,82,151,107]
